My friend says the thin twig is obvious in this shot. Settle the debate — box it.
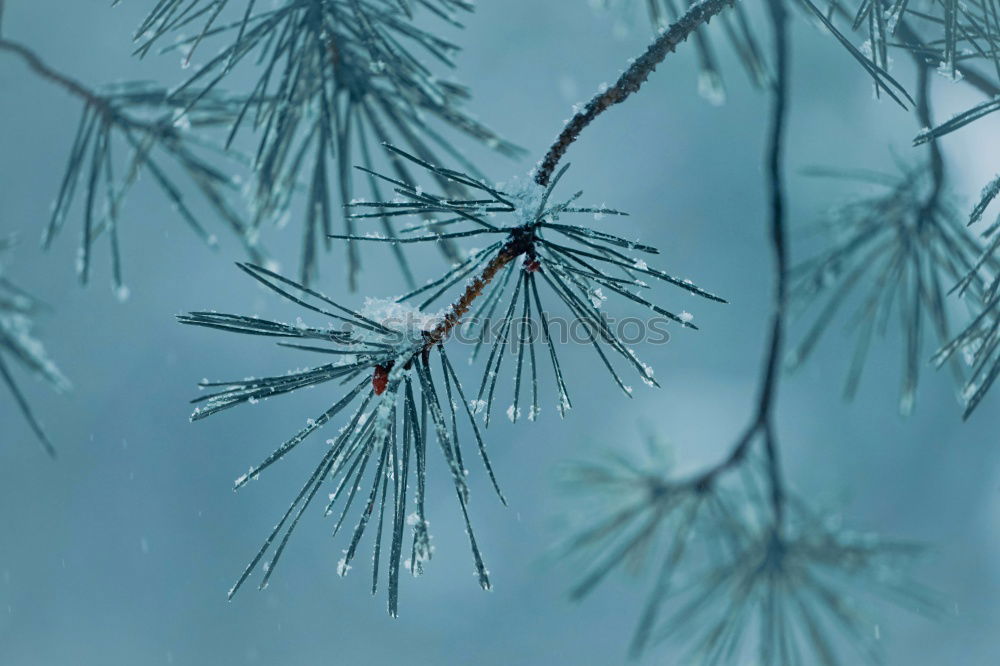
[757,0,790,525]
[915,64,944,222]
[893,11,955,221]
[759,0,789,420]
[687,0,790,525]
[0,38,108,110]
[423,235,530,349]
[534,0,735,187]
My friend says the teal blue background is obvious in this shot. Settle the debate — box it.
[1,1,998,663]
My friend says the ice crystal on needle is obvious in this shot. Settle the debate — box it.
[360,297,443,341]
[0,237,69,456]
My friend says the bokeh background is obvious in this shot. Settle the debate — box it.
[1,0,998,664]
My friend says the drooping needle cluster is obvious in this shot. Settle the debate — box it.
[559,435,937,663]
[787,163,984,414]
[44,81,259,298]
[129,0,522,287]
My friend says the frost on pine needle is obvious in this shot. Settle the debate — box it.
[0,237,69,457]
[926,169,1000,418]
[968,173,1000,229]
[559,434,937,662]
[506,178,547,228]
[913,96,1000,147]
[787,162,984,414]
[863,0,1000,92]
[828,0,1000,136]
[360,297,443,341]
[935,269,1000,418]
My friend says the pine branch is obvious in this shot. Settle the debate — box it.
[788,160,986,412]
[808,1,1000,418]
[557,4,948,659]
[784,37,992,413]
[180,1,735,609]
[367,0,740,370]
